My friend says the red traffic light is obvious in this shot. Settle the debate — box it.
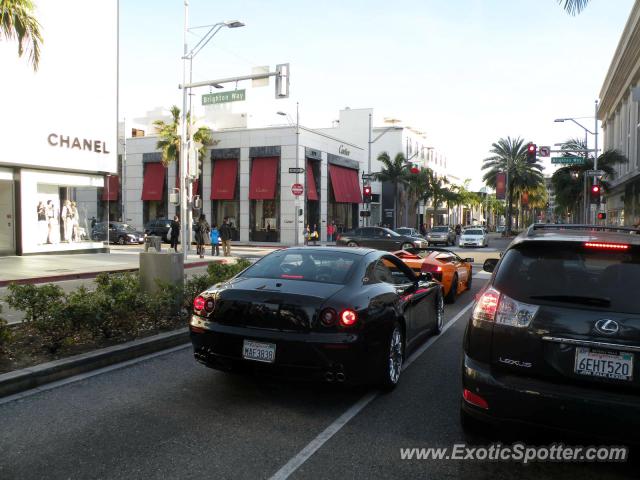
[528,143,536,153]
[591,185,601,194]
[597,212,606,220]
[363,185,372,196]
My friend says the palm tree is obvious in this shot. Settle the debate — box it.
[1,0,43,71]
[558,0,590,15]
[426,170,450,227]
[406,167,432,229]
[482,136,544,234]
[375,152,410,229]
[550,137,627,221]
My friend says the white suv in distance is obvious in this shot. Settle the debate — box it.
[460,228,488,248]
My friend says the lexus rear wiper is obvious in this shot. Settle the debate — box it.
[529,295,611,307]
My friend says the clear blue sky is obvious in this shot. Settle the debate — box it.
[120,0,635,186]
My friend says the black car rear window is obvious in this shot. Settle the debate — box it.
[494,242,640,313]
[239,251,359,284]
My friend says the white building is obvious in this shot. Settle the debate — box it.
[122,120,364,244]
[599,1,640,225]
[0,0,118,255]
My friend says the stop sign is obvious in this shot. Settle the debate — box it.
[291,183,304,196]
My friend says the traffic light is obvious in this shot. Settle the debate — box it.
[590,183,601,204]
[526,143,537,163]
[363,185,372,203]
[410,165,420,174]
[597,212,607,220]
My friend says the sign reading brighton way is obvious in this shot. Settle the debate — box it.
[551,156,585,165]
[202,89,246,105]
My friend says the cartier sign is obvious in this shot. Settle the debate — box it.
[47,133,111,154]
[338,145,351,156]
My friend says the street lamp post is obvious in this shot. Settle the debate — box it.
[277,103,300,245]
[179,1,244,262]
[554,115,597,223]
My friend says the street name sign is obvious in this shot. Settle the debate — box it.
[291,183,304,196]
[586,170,606,176]
[551,156,585,165]
[288,167,305,174]
[202,89,246,105]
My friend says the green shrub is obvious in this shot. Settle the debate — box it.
[5,283,79,353]
[87,273,148,340]
[0,305,12,354]
[147,279,184,330]
[206,258,251,283]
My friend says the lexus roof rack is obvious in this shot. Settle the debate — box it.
[526,224,640,236]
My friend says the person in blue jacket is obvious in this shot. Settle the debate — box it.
[210,223,220,256]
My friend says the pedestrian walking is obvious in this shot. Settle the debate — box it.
[169,215,180,252]
[220,217,232,256]
[210,223,220,256]
[420,223,427,236]
[195,214,210,258]
[304,224,311,245]
[311,224,319,245]
[327,222,334,242]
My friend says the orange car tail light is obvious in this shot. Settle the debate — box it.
[421,262,443,281]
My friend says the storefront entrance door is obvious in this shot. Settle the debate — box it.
[0,180,15,255]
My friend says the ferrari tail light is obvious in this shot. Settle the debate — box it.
[339,309,358,327]
[319,308,337,326]
[463,389,489,410]
[472,287,538,328]
[193,295,206,311]
[421,263,443,281]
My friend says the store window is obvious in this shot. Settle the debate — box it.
[249,156,280,242]
[211,158,240,240]
[327,163,361,235]
[141,162,168,225]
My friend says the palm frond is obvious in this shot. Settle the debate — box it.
[558,0,590,16]
[0,0,43,71]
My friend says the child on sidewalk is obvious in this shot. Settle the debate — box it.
[210,223,220,256]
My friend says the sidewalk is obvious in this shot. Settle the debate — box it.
[0,251,234,287]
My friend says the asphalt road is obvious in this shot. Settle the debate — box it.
[1,267,636,480]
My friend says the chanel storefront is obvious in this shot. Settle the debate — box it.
[0,0,118,255]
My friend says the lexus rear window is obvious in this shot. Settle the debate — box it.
[239,251,358,284]
[494,243,640,313]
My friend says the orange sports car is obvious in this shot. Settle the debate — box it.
[392,247,474,303]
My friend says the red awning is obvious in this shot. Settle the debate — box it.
[141,163,166,201]
[306,160,318,201]
[211,159,238,200]
[249,157,279,200]
[192,179,199,196]
[101,175,119,201]
[329,164,362,203]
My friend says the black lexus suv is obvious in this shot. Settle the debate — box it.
[462,224,640,442]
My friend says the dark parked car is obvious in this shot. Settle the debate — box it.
[144,218,172,242]
[426,226,456,246]
[336,227,428,251]
[91,222,145,245]
[461,224,640,442]
[190,247,444,389]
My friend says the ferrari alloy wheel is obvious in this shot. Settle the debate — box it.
[380,322,403,391]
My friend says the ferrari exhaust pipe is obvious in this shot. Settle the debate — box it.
[325,372,335,382]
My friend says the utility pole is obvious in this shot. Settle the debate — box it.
[295,101,300,246]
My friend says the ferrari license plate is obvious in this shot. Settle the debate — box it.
[242,340,276,364]
[574,347,633,381]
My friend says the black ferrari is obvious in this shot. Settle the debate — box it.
[190,247,444,389]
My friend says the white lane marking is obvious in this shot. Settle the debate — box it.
[269,300,475,480]
[0,344,190,406]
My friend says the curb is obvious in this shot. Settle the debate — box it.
[0,329,190,399]
[0,258,232,287]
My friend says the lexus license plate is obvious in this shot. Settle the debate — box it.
[574,347,633,381]
[242,340,276,364]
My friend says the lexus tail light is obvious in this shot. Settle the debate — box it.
[472,288,538,328]
[463,389,489,410]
